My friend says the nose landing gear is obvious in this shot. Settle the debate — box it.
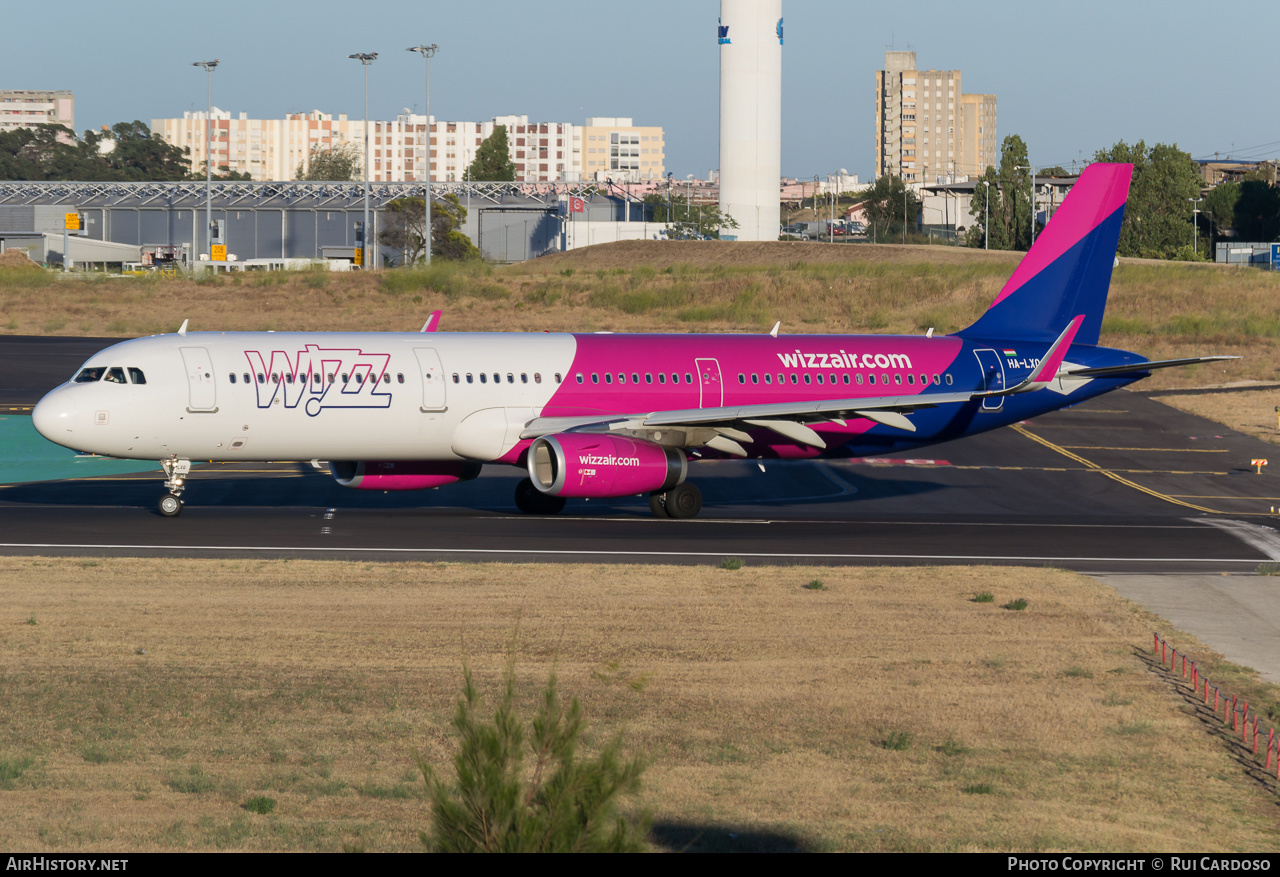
[159,457,191,517]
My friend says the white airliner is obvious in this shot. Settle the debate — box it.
[31,164,1230,518]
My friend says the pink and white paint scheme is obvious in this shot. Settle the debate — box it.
[32,164,1231,518]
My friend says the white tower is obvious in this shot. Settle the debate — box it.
[718,0,782,242]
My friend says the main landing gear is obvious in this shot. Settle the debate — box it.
[648,483,702,519]
[158,457,191,517]
[514,477,567,515]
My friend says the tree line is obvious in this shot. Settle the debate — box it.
[0,122,249,182]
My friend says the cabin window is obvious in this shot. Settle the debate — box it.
[684,373,692,384]
[74,367,105,383]
[576,373,583,384]
[257,373,266,384]
[341,373,349,384]
[605,373,613,384]
[907,374,915,385]
[764,374,771,385]
[658,373,666,384]
[480,373,487,384]
[790,374,798,385]
[554,373,562,383]
[882,373,889,384]
[592,373,599,384]
[920,374,927,386]
[632,373,639,384]
[751,373,759,384]
[645,373,653,384]
[383,373,390,384]
[533,373,541,384]
[229,373,237,384]
[326,373,334,384]
[856,374,864,385]
[128,368,147,385]
[506,373,514,384]
[816,374,823,385]
[803,374,811,385]
[945,373,953,385]
[868,374,876,385]
[671,373,679,384]
[466,373,473,384]
[521,373,528,384]
[354,374,363,385]
[777,374,783,384]
[842,374,850,385]
[493,374,500,384]
[617,373,625,384]
[895,374,903,385]
[933,374,940,385]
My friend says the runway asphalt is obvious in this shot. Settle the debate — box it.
[6,334,1280,678]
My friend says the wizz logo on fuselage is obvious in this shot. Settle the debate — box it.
[244,345,392,416]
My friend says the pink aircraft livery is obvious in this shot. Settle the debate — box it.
[32,163,1231,518]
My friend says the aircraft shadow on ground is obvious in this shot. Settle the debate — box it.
[0,465,950,516]
[647,820,815,853]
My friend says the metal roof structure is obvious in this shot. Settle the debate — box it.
[0,179,635,210]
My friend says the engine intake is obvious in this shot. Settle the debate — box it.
[330,460,482,491]
[528,434,686,498]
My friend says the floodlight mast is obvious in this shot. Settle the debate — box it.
[407,44,439,265]
[192,60,219,266]
[348,52,377,270]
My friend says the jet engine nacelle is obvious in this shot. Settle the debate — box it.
[528,434,686,498]
[330,460,482,491]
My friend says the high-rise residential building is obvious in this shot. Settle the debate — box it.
[1,90,75,137]
[152,110,664,183]
[874,51,996,183]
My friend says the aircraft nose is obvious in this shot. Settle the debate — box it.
[32,391,77,444]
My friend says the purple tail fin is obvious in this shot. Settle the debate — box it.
[958,163,1132,345]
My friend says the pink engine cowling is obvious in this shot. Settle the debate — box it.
[330,460,482,491]
[528,434,686,498]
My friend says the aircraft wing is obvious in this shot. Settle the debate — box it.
[520,389,977,454]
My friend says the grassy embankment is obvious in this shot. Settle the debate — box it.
[2,239,1278,435]
[2,557,1279,853]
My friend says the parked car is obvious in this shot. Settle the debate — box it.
[780,223,811,241]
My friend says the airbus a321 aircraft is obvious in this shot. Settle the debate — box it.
[32,163,1230,518]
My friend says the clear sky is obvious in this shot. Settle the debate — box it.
[7,0,1275,180]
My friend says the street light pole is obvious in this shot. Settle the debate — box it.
[191,59,219,267]
[407,44,438,265]
[1189,196,1204,256]
[348,52,377,270]
[983,180,990,250]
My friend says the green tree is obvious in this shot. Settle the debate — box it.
[296,141,361,181]
[466,125,516,181]
[417,666,647,853]
[862,174,920,242]
[643,193,739,239]
[1094,140,1202,258]
[381,193,481,263]
[1233,179,1280,242]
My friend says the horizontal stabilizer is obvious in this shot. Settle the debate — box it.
[1063,355,1239,379]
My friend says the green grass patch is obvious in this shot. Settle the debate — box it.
[168,765,217,794]
[720,557,744,571]
[881,730,913,751]
[0,756,35,789]
[244,795,277,815]
[962,783,996,795]
[804,579,826,591]
[1004,598,1029,611]
[973,592,995,603]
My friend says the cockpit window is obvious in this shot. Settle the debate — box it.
[104,367,127,384]
[128,367,146,385]
[74,367,105,383]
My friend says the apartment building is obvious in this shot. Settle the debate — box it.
[153,110,664,183]
[874,51,996,183]
[1,90,75,138]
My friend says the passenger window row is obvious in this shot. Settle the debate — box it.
[736,372,954,387]
[575,372,694,385]
[230,372,401,386]
[452,372,560,385]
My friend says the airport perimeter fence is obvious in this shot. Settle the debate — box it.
[1152,633,1280,776]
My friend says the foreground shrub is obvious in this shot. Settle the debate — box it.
[417,666,648,852]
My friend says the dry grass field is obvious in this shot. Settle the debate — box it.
[2,557,1278,853]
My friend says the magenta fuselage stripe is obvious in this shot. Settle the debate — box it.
[988,164,1133,309]
[540,334,965,418]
